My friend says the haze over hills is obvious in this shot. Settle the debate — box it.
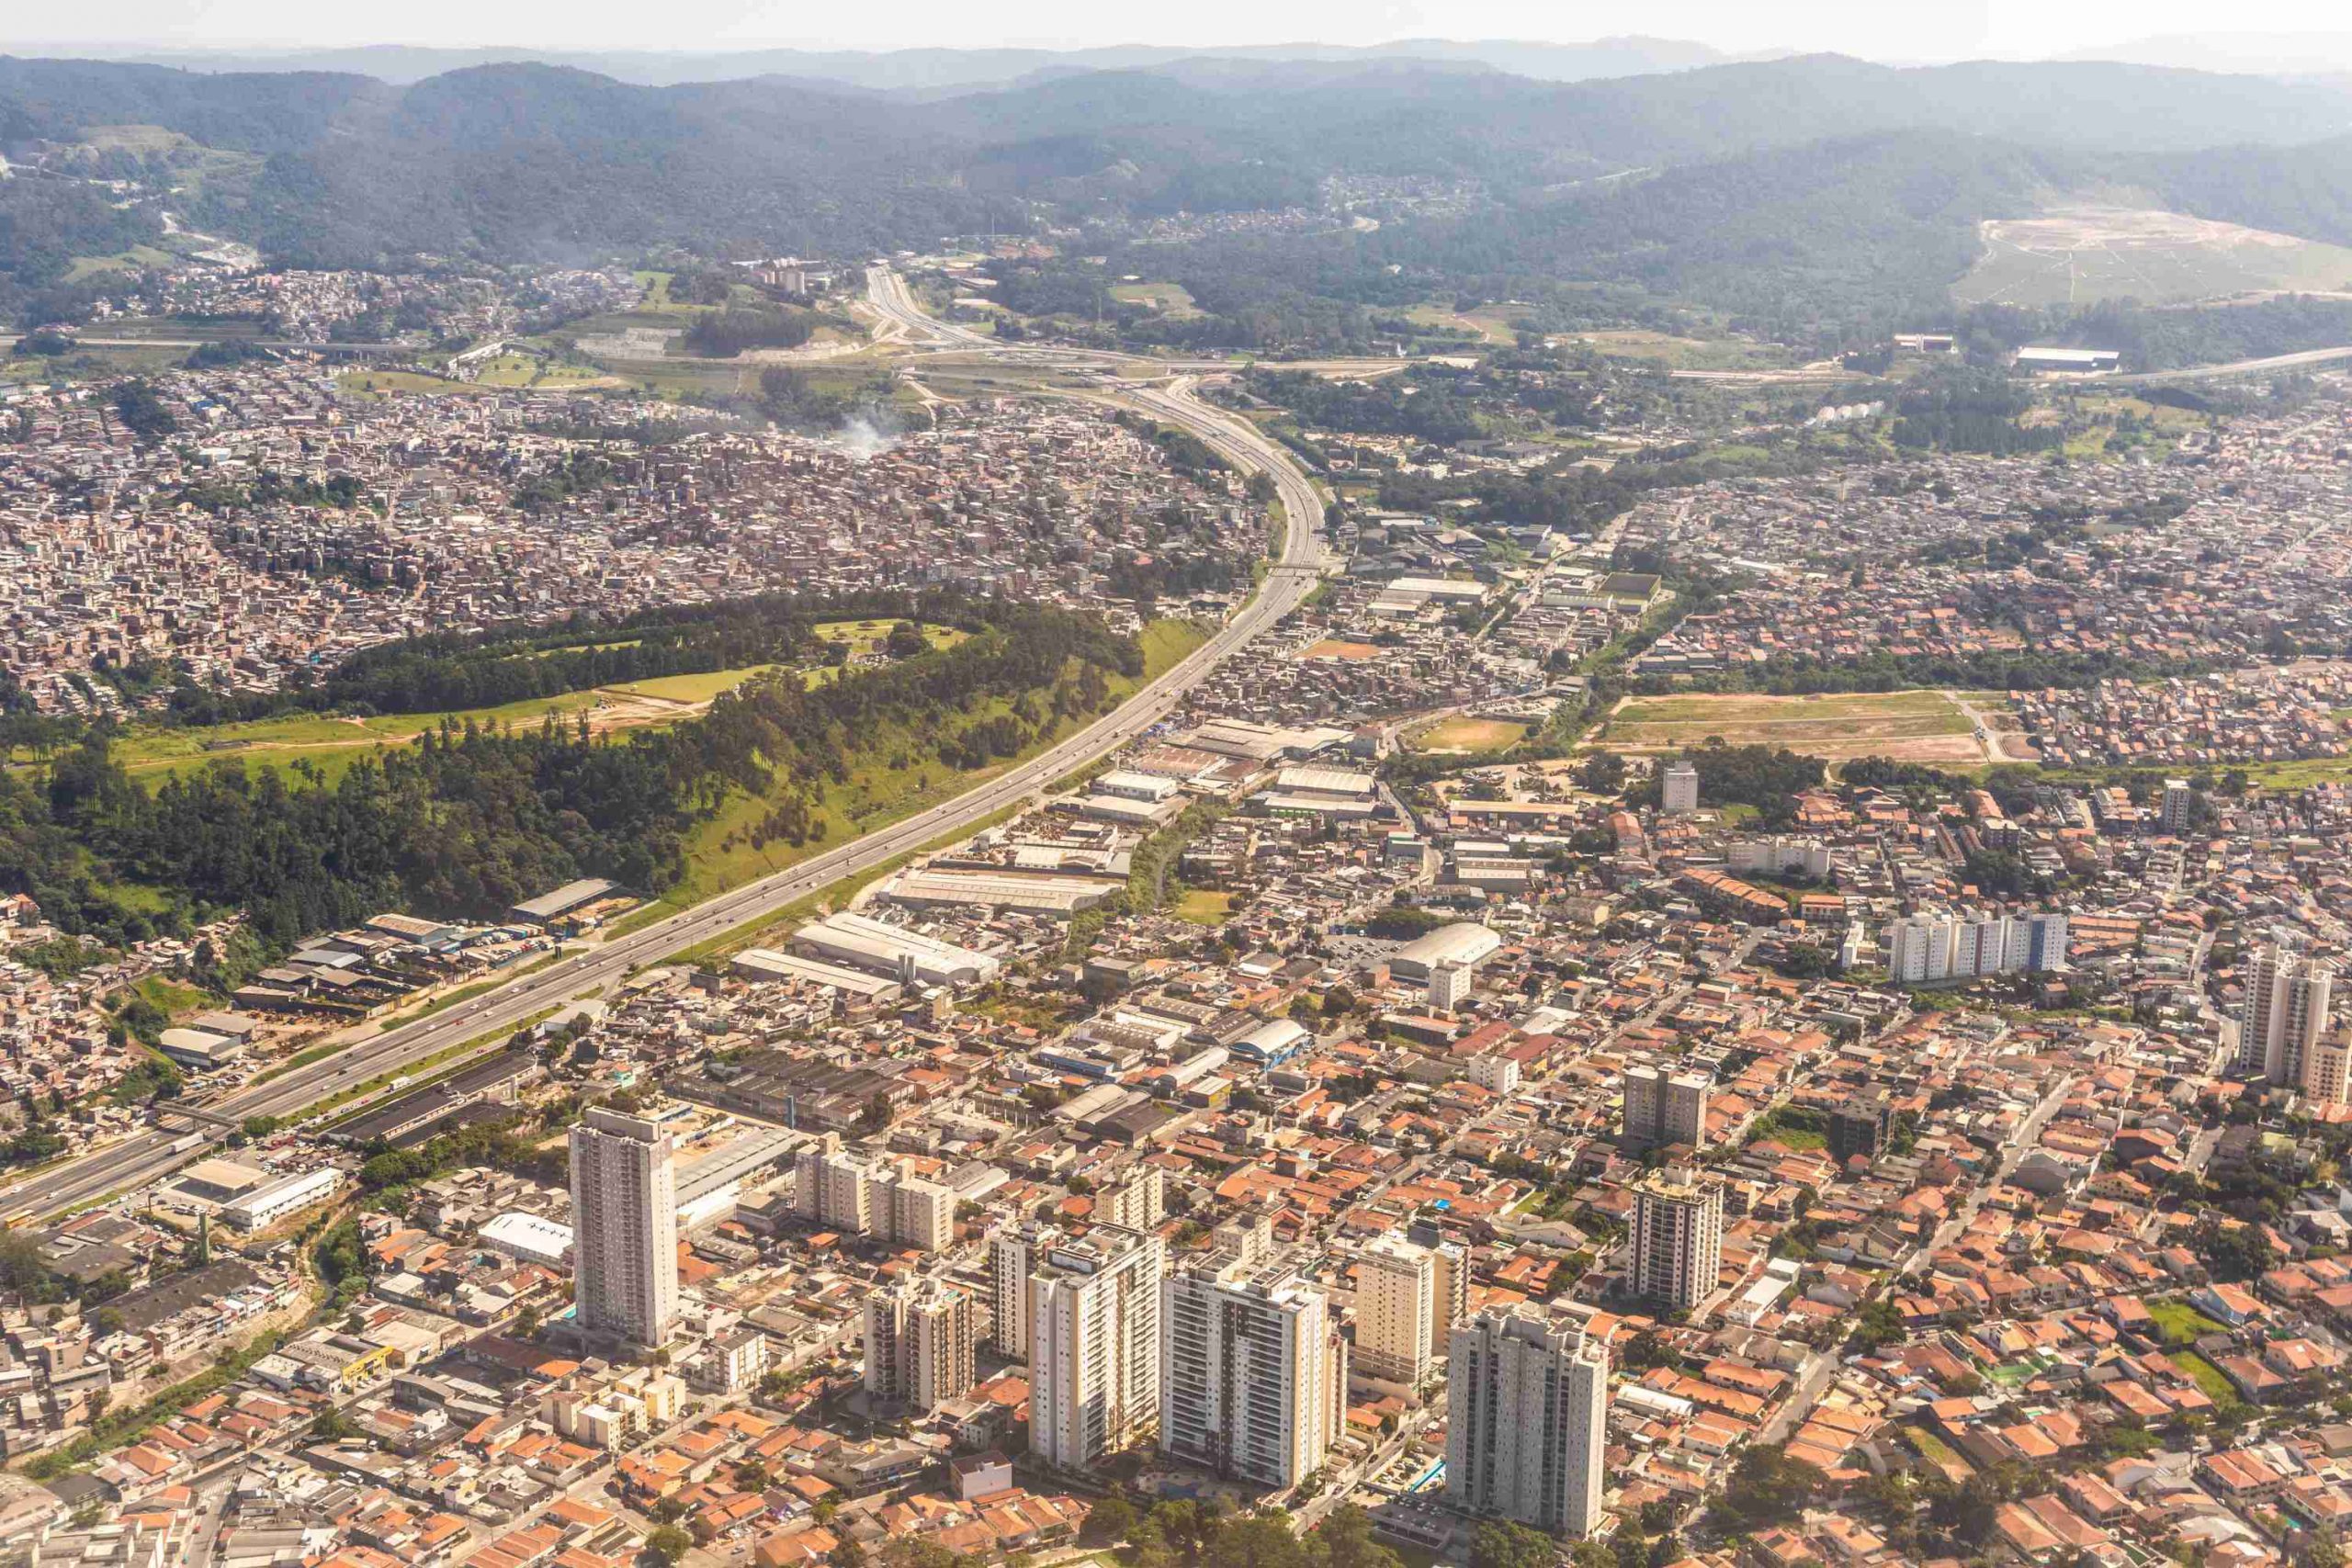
[28,35,1749,92]
[7,48,2352,348]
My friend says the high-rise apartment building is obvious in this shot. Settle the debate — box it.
[865,1278,977,1414]
[1027,1224,1164,1471]
[1099,1165,1166,1233]
[1662,761,1700,817]
[1404,1219,1469,1359]
[1161,1258,1344,1489]
[2159,778,2194,836]
[795,1134,955,1252]
[1446,1305,1609,1536]
[1352,1234,1435,1386]
[1887,910,2068,985]
[1630,1168,1724,1313]
[570,1104,682,1349]
[2240,942,2337,1094]
[1622,1063,1711,1151]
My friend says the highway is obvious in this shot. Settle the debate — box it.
[1,271,1328,1227]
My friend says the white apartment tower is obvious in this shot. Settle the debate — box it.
[1662,761,1701,817]
[1445,1305,1609,1536]
[570,1104,682,1349]
[1160,1258,1344,1489]
[1630,1167,1724,1314]
[2240,942,2337,1093]
[1100,1165,1167,1233]
[1352,1233,1436,1386]
[865,1278,977,1414]
[1622,1063,1711,1151]
[1027,1224,1165,1471]
[2160,778,2195,836]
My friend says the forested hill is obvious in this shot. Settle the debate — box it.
[11,51,2352,344]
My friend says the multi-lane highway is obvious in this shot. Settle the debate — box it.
[0,272,1327,1227]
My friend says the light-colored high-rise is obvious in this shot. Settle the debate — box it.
[1161,1258,1344,1489]
[1661,761,1700,816]
[1352,1234,1435,1386]
[570,1104,682,1349]
[990,1223,1044,1359]
[1622,1064,1711,1151]
[2159,778,2194,836]
[794,1134,955,1252]
[1404,1219,1468,1359]
[1446,1305,1609,1536]
[2240,942,2336,1093]
[1027,1224,1164,1471]
[865,1278,977,1414]
[1888,909,2068,985]
[1100,1165,1166,1233]
[1630,1168,1724,1314]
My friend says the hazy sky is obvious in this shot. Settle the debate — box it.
[26,0,2352,59]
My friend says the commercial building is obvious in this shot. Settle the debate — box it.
[219,1167,344,1231]
[1351,1233,1435,1386]
[570,1103,682,1350]
[1630,1168,1724,1313]
[1160,1258,1343,1489]
[1622,1064,1711,1152]
[2240,942,2337,1095]
[1024,1224,1165,1471]
[865,1278,977,1415]
[1662,761,1700,817]
[1445,1305,1609,1536]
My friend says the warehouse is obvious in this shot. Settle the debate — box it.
[157,1026,247,1072]
[509,878,622,927]
[883,868,1121,919]
[791,911,1001,987]
[1389,921,1504,981]
[222,1167,345,1230]
[480,1212,574,1269]
[731,947,904,1004]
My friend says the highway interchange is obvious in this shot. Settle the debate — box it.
[0,269,1329,1226]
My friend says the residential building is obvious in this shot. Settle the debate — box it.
[865,1278,978,1415]
[1622,1064,1710,1151]
[1662,761,1700,817]
[2240,942,2336,1092]
[569,1103,681,1349]
[795,1134,956,1252]
[1445,1305,1609,1536]
[1352,1233,1435,1387]
[1630,1168,1724,1313]
[1027,1224,1164,1470]
[1161,1258,1343,1488]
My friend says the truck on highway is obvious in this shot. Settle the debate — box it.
[170,1133,206,1154]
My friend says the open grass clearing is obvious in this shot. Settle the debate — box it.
[2146,1298,2225,1346]
[1598,688,2002,765]
[810,619,969,657]
[1173,890,1233,925]
[1954,206,2352,308]
[1109,281,1200,315]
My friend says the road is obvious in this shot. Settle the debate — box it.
[1,273,1328,1227]
[2115,344,2352,384]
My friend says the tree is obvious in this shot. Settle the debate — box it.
[1470,1521,1561,1568]
[1204,1517,1306,1568]
[311,1407,359,1441]
[645,1525,693,1565]
[887,621,930,658]
[1087,1496,1136,1546]
[1309,1506,1401,1568]
[1722,1443,1826,1527]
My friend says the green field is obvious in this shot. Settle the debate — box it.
[1173,890,1233,925]
[1955,207,2352,308]
[64,246,177,283]
[334,370,490,399]
[597,667,781,704]
[1600,689,1993,765]
[2146,1299,2225,1347]
[1109,281,1200,315]
[2172,1349,2241,1406]
[811,619,969,657]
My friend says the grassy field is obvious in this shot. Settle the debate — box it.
[2147,1299,2225,1347]
[1563,329,1795,371]
[1408,716,1531,754]
[88,669,780,787]
[334,370,490,400]
[2172,1349,2242,1406]
[1109,281,1201,315]
[811,619,969,656]
[1955,207,2352,308]
[64,245,177,283]
[1173,890,1233,925]
[1599,689,1997,765]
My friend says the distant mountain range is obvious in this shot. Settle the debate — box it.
[6,48,2352,341]
[35,36,1753,92]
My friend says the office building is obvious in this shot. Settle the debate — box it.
[1630,1168,1724,1313]
[1027,1224,1165,1470]
[1446,1305,1609,1536]
[1161,1258,1343,1489]
[2240,942,2337,1093]
[1622,1063,1710,1152]
[1662,761,1700,816]
[794,1134,956,1252]
[865,1278,977,1414]
[1352,1234,1435,1387]
[570,1104,682,1349]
